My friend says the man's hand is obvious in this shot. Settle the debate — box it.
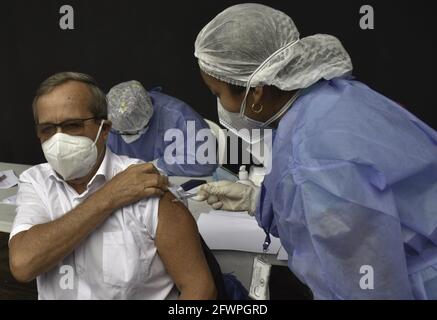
[101,163,169,210]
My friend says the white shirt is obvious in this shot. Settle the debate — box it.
[10,148,178,300]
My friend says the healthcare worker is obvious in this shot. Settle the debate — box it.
[193,3,437,299]
[107,80,217,176]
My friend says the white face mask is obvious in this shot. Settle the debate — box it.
[42,120,105,181]
[217,98,264,144]
[217,38,302,144]
[120,126,149,144]
[217,91,300,144]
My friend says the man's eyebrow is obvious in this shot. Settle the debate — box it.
[37,118,84,125]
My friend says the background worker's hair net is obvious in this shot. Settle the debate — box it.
[194,3,353,91]
[107,80,154,133]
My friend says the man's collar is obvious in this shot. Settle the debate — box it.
[48,147,113,188]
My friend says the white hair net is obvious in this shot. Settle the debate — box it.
[107,80,154,133]
[194,3,353,91]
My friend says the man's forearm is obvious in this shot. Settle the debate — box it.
[9,188,116,282]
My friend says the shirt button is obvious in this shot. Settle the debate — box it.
[77,265,84,275]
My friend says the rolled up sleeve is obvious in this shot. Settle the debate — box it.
[9,172,50,241]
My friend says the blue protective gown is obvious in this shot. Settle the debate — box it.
[256,77,437,299]
[107,88,217,177]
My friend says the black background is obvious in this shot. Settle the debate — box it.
[1,0,435,165]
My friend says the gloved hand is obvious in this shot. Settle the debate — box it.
[192,180,260,215]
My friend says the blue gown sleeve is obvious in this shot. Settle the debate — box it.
[154,98,218,177]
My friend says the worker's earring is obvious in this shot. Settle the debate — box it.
[251,103,264,114]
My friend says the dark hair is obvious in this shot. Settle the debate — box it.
[228,83,246,95]
[32,72,108,123]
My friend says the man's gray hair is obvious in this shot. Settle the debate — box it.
[32,72,108,123]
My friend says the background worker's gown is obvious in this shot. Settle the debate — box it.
[256,77,437,299]
[108,88,217,177]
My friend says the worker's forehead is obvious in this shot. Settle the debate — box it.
[36,81,93,121]
[201,71,228,90]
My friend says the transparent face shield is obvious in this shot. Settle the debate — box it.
[217,39,302,144]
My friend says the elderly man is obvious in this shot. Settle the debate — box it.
[8,72,217,300]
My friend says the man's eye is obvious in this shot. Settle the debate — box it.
[40,126,54,134]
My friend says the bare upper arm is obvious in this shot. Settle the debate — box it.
[155,192,216,299]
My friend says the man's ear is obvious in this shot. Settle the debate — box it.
[102,120,112,139]
[252,86,265,105]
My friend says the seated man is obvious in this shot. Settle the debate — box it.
[106,81,217,177]
[8,72,217,300]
